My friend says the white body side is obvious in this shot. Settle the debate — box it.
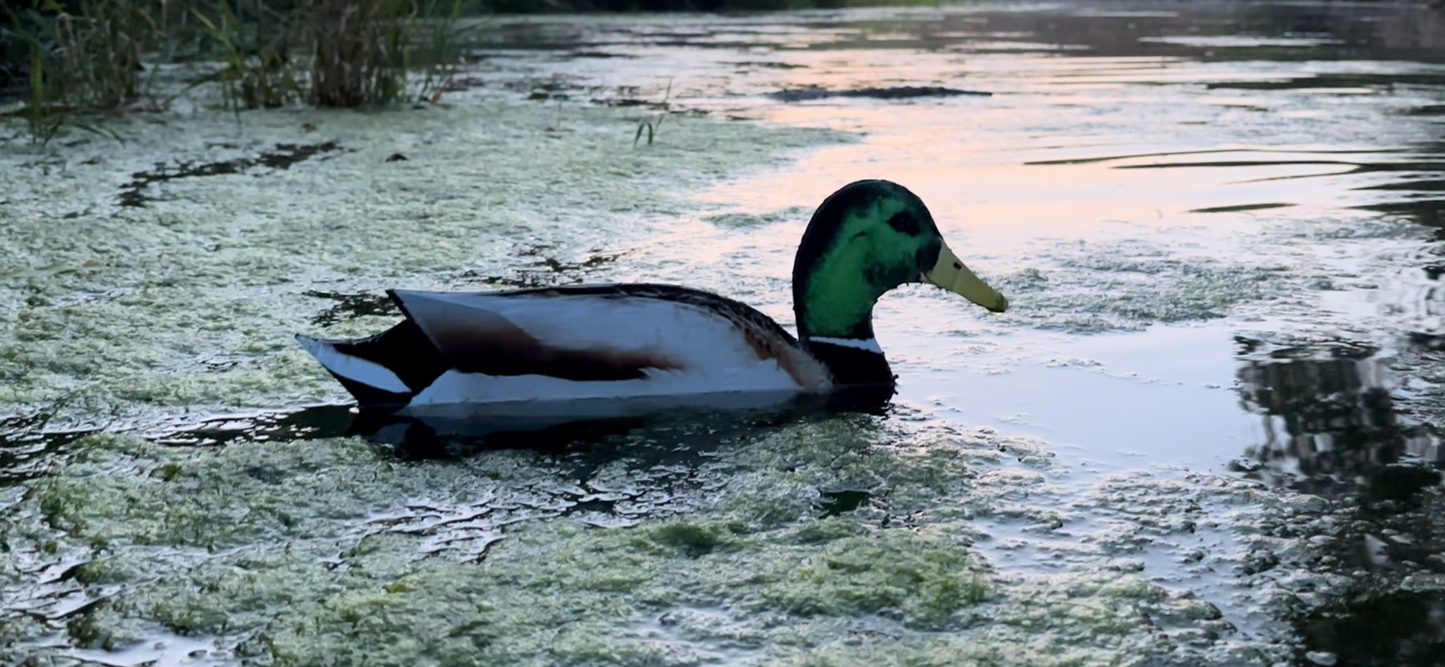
[395,291,806,411]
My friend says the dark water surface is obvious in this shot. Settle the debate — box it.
[6,1,1445,665]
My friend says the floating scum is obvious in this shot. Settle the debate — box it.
[0,96,1319,664]
[0,101,848,428]
[2,417,1308,666]
[0,46,1362,667]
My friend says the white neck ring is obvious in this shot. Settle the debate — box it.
[807,336,883,354]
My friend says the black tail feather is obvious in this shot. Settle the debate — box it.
[330,319,450,393]
[300,319,451,410]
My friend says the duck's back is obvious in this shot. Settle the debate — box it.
[297,284,832,414]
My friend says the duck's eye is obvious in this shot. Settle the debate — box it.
[886,211,920,235]
[953,261,962,270]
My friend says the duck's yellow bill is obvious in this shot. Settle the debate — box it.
[922,242,1008,313]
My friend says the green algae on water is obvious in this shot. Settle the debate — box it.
[0,413,1310,666]
[0,97,850,433]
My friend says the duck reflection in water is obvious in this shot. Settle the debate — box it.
[347,384,897,459]
[145,383,896,460]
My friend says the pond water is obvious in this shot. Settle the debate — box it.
[4,1,1445,665]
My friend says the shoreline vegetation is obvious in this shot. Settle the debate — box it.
[2,0,1440,144]
[0,0,931,144]
[0,0,472,143]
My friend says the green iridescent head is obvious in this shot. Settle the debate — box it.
[791,179,1007,341]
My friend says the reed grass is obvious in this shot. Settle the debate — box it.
[194,0,465,110]
[2,0,469,144]
[633,77,671,147]
[2,0,174,143]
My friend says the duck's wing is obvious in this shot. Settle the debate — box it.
[298,284,832,411]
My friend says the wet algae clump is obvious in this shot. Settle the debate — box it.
[8,4,1429,661]
[0,416,1304,666]
[1,428,989,664]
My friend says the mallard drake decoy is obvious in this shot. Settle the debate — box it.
[297,179,1007,417]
